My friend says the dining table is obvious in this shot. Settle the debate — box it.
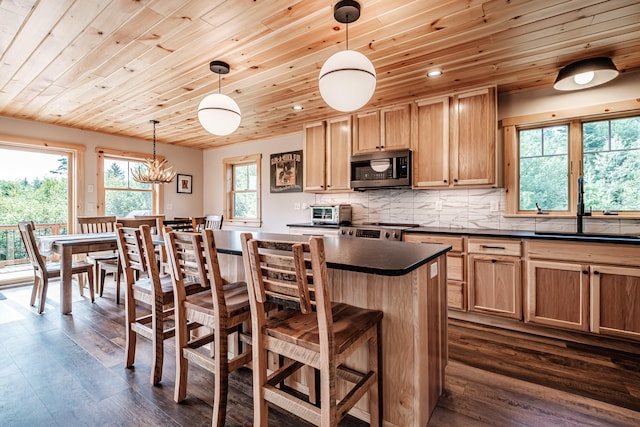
[38,232,118,314]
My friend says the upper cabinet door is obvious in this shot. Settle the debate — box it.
[451,86,497,186]
[413,96,450,188]
[352,103,412,154]
[352,110,380,154]
[303,121,327,191]
[326,116,351,192]
[381,103,412,151]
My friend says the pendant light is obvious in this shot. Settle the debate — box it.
[198,60,241,136]
[553,57,619,91]
[131,119,176,184]
[319,0,376,112]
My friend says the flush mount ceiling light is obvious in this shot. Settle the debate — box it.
[132,119,176,184]
[318,0,376,112]
[427,69,443,78]
[198,60,241,136]
[553,57,619,91]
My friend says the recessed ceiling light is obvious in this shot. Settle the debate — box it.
[427,70,443,78]
[292,105,304,111]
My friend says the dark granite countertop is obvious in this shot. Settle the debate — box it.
[407,227,640,244]
[286,223,340,229]
[213,230,450,277]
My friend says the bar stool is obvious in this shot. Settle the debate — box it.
[240,233,383,426]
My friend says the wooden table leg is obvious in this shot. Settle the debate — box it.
[60,245,73,314]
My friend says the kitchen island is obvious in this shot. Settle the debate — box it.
[210,230,451,427]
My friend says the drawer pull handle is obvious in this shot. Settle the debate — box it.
[480,245,506,250]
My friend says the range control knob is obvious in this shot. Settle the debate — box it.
[393,232,399,240]
[340,229,346,236]
[384,231,390,239]
[348,230,354,236]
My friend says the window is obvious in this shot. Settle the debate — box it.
[583,117,640,211]
[97,148,162,217]
[223,154,261,226]
[519,125,569,211]
[504,106,640,217]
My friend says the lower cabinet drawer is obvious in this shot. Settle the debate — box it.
[448,281,466,311]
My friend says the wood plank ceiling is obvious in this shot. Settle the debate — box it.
[1,0,639,150]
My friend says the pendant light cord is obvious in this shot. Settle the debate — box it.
[345,18,349,50]
[151,119,158,160]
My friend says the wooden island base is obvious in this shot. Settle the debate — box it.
[218,249,448,427]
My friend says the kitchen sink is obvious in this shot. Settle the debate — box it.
[533,231,640,239]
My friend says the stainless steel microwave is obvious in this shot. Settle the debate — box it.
[350,149,411,190]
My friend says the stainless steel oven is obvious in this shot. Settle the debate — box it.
[338,223,418,241]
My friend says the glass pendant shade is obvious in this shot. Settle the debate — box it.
[198,93,241,136]
[319,50,376,112]
[553,57,619,91]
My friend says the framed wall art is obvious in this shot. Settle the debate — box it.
[177,174,192,194]
[270,150,303,193]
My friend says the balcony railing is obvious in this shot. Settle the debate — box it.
[0,223,68,267]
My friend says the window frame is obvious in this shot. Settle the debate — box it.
[0,134,84,232]
[223,153,262,227]
[96,148,163,216]
[503,100,640,219]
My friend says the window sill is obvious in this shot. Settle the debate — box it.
[226,219,262,227]
[503,213,640,220]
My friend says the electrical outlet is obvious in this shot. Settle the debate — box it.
[490,200,499,212]
[436,200,443,211]
[87,184,94,193]
[294,203,301,210]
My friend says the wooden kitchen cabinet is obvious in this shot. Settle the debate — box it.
[413,96,449,187]
[303,116,351,192]
[352,103,411,154]
[413,86,499,189]
[526,260,590,331]
[404,233,467,310]
[468,238,521,319]
[526,240,640,338]
[590,264,640,340]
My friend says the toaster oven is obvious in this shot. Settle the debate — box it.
[310,204,352,225]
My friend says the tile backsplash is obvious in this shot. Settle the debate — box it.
[315,188,640,235]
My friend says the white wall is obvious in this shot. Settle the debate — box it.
[202,133,316,233]
[0,116,203,219]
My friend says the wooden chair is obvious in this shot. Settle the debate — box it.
[163,228,252,426]
[115,223,206,385]
[241,233,383,426]
[204,214,223,230]
[163,218,193,232]
[191,216,206,232]
[134,214,165,233]
[18,220,94,314]
[78,215,120,303]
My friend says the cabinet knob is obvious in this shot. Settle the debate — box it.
[582,270,588,275]
[594,270,600,275]
[454,178,458,183]
[491,259,497,263]
[444,179,448,183]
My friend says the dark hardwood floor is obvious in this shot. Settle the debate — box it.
[0,279,638,426]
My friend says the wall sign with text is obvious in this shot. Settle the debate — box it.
[270,150,302,193]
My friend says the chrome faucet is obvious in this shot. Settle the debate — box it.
[577,176,591,234]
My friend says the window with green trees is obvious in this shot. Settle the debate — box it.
[223,154,261,226]
[583,116,640,211]
[519,125,569,211]
[104,158,152,217]
[516,113,640,214]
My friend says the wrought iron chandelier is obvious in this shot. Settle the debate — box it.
[131,119,176,184]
